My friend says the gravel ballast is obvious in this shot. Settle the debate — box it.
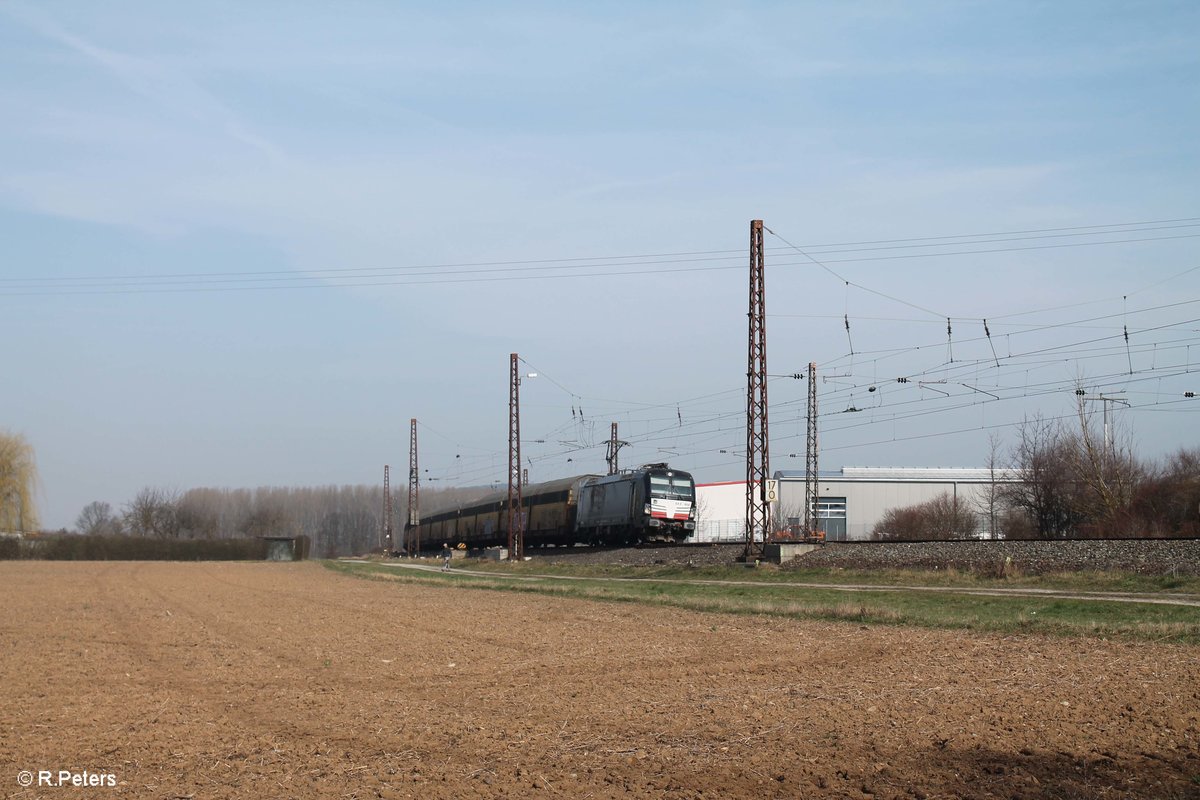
[527,539,1200,576]
[789,538,1200,576]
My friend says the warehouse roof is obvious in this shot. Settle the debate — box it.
[774,467,1020,483]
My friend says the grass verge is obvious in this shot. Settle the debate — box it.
[451,560,1200,594]
[324,560,1200,644]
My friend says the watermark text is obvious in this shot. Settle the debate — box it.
[16,770,116,788]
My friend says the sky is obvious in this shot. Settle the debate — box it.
[2,1,1198,530]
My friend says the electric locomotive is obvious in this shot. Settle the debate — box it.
[575,463,696,545]
[407,463,696,551]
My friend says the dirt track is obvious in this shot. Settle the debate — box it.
[2,562,1198,799]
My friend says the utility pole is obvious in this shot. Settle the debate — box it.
[606,421,626,475]
[744,219,770,559]
[407,418,419,556]
[508,353,524,561]
[1099,394,1128,458]
[382,465,392,554]
[1085,394,1129,460]
[804,361,819,536]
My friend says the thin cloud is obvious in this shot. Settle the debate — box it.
[2,2,287,165]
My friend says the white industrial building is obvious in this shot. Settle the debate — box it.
[696,467,1018,542]
[693,480,750,542]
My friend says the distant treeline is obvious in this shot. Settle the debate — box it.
[72,485,491,558]
[0,534,271,561]
[871,423,1200,541]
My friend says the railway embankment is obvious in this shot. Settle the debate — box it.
[529,539,1200,576]
[789,538,1200,576]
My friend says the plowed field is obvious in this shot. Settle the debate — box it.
[2,561,1197,799]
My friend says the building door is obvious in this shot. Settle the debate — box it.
[816,496,847,541]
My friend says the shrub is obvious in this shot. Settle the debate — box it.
[873,493,979,540]
[17,534,269,561]
[0,536,19,560]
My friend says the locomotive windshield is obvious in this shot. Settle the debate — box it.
[648,473,694,499]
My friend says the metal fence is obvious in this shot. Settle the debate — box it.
[693,519,746,543]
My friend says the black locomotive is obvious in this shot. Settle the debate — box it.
[406,464,696,551]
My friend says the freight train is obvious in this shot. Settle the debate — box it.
[406,463,696,551]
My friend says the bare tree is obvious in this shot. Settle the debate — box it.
[176,490,220,539]
[1001,415,1082,538]
[1066,391,1142,534]
[240,503,292,538]
[873,492,978,540]
[124,487,182,538]
[75,501,123,536]
[0,430,39,533]
[1132,447,1200,537]
[694,492,711,538]
[974,432,1007,539]
[769,499,810,540]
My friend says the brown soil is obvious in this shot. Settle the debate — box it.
[1,561,1198,799]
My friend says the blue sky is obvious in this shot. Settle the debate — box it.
[2,1,1198,529]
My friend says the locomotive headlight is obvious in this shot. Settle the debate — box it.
[644,503,652,515]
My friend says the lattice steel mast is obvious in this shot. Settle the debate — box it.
[407,418,419,556]
[804,362,819,535]
[508,353,524,560]
[382,464,392,553]
[606,421,626,475]
[744,219,770,558]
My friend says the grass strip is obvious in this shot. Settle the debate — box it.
[459,560,1200,593]
[324,560,1200,644]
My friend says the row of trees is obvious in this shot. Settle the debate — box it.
[873,399,1200,540]
[76,484,491,557]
